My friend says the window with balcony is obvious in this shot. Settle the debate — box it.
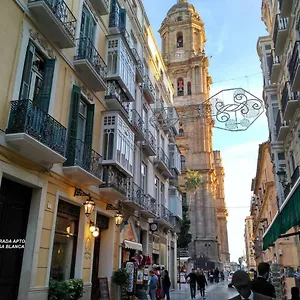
[154,177,159,203]
[177,32,183,48]
[19,41,55,112]
[141,163,147,193]
[160,182,165,206]
[80,5,96,41]
[177,78,184,96]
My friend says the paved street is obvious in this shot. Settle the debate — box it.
[170,281,238,300]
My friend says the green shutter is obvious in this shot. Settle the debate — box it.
[64,85,81,166]
[119,8,126,31]
[83,104,95,165]
[19,43,34,100]
[39,58,55,112]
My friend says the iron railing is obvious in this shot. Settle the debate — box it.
[275,111,282,138]
[284,183,291,199]
[75,37,107,81]
[288,41,300,85]
[157,147,171,169]
[105,81,130,113]
[271,50,280,73]
[129,109,144,135]
[109,9,125,32]
[143,75,156,99]
[143,129,157,150]
[131,48,144,76]
[6,99,66,156]
[291,166,300,187]
[144,194,157,215]
[273,14,288,48]
[101,165,128,195]
[126,180,144,206]
[159,204,173,224]
[29,0,77,39]
[281,81,298,115]
[64,138,103,179]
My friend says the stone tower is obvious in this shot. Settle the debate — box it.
[160,0,229,265]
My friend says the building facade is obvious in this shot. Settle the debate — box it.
[0,0,182,299]
[245,216,256,271]
[159,0,230,267]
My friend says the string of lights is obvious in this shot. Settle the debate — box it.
[210,72,262,85]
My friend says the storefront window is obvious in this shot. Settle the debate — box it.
[50,200,80,281]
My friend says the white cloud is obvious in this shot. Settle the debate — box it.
[214,25,228,56]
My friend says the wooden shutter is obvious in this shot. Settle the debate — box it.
[39,58,56,112]
[19,43,34,100]
[119,8,126,31]
[83,103,95,162]
[64,85,81,166]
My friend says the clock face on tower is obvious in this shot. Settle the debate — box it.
[150,223,158,232]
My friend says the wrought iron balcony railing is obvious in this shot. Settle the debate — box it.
[6,99,66,156]
[273,14,288,47]
[101,165,128,195]
[143,129,156,149]
[28,0,77,40]
[105,81,130,114]
[109,9,126,32]
[288,41,300,85]
[144,194,157,215]
[129,109,144,135]
[159,204,173,224]
[157,147,171,169]
[143,75,156,98]
[131,48,144,75]
[126,180,144,206]
[64,138,103,178]
[74,37,107,81]
[291,166,300,187]
[281,81,298,115]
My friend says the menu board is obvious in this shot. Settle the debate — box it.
[99,277,110,300]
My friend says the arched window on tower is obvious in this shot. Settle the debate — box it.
[188,82,192,95]
[177,78,184,96]
[177,32,183,48]
[180,155,186,170]
[179,128,184,137]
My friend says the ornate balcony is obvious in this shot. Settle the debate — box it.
[123,180,145,210]
[288,41,300,91]
[154,148,173,178]
[28,0,76,48]
[155,204,174,228]
[74,38,107,92]
[6,99,66,165]
[131,48,144,83]
[141,129,156,156]
[141,194,157,218]
[291,166,300,187]
[279,0,293,18]
[90,0,109,16]
[273,14,288,56]
[143,76,156,104]
[99,165,128,201]
[108,9,126,35]
[281,81,299,121]
[63,138,103,185]
[270,51,281,84]
[275,111,289,142]
[104,81,130,116]
[169,143,181,175]
[129,109,145,141]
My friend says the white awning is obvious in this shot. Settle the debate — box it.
[124,240,143,251]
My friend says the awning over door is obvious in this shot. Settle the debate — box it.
[123,240,143,251]
[263,183,300,250]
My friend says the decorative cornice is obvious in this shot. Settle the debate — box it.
[29,29,56,59]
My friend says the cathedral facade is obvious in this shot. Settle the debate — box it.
[159,0,230,266]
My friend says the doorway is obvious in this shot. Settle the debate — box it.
[91,231,101,300]
[0,177,32,299]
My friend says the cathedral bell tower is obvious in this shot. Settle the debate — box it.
[160,1,222,265]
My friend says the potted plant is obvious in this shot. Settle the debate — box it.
[48,278,84,300]
[111,268,129,299]
[69,279,84,300]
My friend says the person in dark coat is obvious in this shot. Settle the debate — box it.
[251,262,275,298]
[161,270,171,300]
[186,268,197,299]
[291,286,300,300]
[214,267,220,283]
[197,269,208,299]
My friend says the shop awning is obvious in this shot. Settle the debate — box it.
[124,240,143,251]
[263,182,300,250]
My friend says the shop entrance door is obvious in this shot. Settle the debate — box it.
[0,177,32,299]
[91,232,101,300]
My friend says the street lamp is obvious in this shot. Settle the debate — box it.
[115,211,124,226]
[83,195,95,218]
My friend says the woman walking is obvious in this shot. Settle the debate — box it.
[197,270,208,299]
[162,269,171,300]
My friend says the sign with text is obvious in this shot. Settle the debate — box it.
[99,277,110,300]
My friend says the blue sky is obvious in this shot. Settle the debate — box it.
[143,0,269,262]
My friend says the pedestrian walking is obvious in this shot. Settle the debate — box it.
[209,269,214,283]
[161,269,171,300]
[149,270,158,300]
[251,262,275,298]
[214,267,220,283]
[186,268,197,299]
[196,269,208,299]
[291,286,300,300]
[228,270,273,300]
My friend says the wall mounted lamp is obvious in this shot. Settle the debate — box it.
[106,204,125,226]
[74,188,95,218]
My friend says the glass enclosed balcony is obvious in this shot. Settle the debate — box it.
[27,0,76,49]
[6,99,66,165]
[74,37,107,92]
[169,188,183,220]
[169,143,181,175]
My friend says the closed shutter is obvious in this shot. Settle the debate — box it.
[119,8,126,31]
[19,43,35,100]
[64,85,81,166]
[83,104,95,165]
[39,58,56,112]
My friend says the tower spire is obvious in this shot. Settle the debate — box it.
[177,0,187,3]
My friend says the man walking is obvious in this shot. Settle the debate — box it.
[186,268,197,299]
[214,267,220,283]
[149,270,158,300]
[251,262,276,298]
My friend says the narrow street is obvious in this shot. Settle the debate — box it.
[170,281,238,300]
